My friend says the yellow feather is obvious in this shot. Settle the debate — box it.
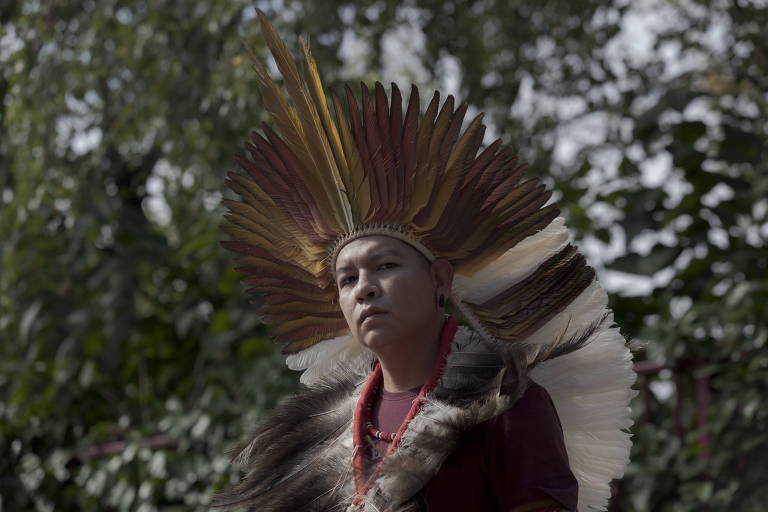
[257,11,353,232]
[234,254,326,285]
[243,41,309,165]
[270,315,345,337]
[331,90,371,221]
[445,113,485,174]
[281,326,350,355]
[225,176,316,255]
[300,41,351,190]
[427,96,455,163]
[266,301,341,315]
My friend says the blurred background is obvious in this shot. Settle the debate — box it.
[1,0,766,510]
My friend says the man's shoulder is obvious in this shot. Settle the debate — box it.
[510,381,554,411]
[483,381,562,436]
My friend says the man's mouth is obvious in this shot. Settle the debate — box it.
[359,308,387,324]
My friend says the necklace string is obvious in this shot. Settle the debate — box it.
[364,385,397,442]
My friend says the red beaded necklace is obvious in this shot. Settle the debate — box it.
[351,316,458,506]
[364,384,397,442]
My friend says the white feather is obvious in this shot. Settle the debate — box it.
[520,280,610,352]
[285,335,374,385]
[530,326,636,512]
[453,217,570,302]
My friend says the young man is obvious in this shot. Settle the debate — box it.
[215,11,635,512]
[333,235,575,511]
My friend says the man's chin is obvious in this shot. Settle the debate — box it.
[357,329,398,352]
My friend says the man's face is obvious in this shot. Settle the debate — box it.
[334,236,443,352]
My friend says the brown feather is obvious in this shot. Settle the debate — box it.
[401,85,420,175]
[360,84,390,221]
[330,89,370,222]
[345,85,378,216]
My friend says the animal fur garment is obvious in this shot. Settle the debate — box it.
[217,325,635,512]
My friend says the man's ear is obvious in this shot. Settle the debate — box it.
[431,259,454,295]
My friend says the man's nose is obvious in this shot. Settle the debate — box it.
[355,272,380,302]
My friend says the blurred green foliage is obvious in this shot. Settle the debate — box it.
[1,0,766,510]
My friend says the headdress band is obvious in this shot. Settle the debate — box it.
[328,224,437,272]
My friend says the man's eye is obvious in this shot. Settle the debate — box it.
[379,262,397,270]
[339,276,356,287]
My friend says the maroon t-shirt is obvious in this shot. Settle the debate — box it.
[365,382,578,511]
[365,386,421,461]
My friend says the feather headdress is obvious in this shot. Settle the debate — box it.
[222,11,635,511]
[224,11,576,352]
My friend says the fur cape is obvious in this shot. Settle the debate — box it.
[215,320,635,512]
